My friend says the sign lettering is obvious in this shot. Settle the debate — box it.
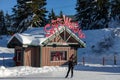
[44,15,85,38]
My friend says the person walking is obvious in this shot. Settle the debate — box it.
[65,54,75,78]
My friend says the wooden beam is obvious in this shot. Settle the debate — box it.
[47,42,79,45]
[64,27,66,41]
[66,33,72,42]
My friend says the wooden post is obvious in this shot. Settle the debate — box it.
[82,57,85,65]
[114,55,117,65]
[103,57,105,65]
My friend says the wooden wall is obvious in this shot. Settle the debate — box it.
[41,46,76,66]
[23,46,40,67]
[16,46,77,67]
[15,46,77,67]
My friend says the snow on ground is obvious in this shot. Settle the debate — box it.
[0,48,14,67]
[0,28,120,80]
[78,28,120,65]
[0,65,120,80]
[0,66,67,77]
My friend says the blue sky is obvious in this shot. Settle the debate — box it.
[0,0,76,15]
[0,0,16,14]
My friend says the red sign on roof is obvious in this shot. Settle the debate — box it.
[44,15,85,38]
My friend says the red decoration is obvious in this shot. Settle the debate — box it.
[44,15,85,38]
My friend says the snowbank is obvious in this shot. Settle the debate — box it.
[0,66,67,77]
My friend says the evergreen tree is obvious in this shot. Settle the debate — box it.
[50,9,56,20]
[111,0,120,20]
[96,0,109,28]
[12,0,47,32]
[59,11,63,18]
[48,13,52,23]
[29,0,48,27]
[75,0,93,29]
[75,0,109,30]
[5,12,12,34]
[0,10,7,34]
[0,11,4,32]
[12,0,32,32]
[48,9,56,23]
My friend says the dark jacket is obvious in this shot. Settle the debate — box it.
[68,60,75,68]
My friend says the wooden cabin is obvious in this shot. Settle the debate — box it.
[7,26,85,67]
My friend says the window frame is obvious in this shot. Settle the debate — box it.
[50,51,67,62]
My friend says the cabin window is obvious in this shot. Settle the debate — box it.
[50,51,67,61]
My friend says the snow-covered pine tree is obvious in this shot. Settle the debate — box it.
[75,0,92,30]
[110,0,120,20]
[29,0,48,27]
[75,0,110,30]
[95,0,109,29]
[12,0,47,33]
[12,0,31,32]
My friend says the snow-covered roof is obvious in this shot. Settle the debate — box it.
[8,27,47,46]
[8,26,86,47]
